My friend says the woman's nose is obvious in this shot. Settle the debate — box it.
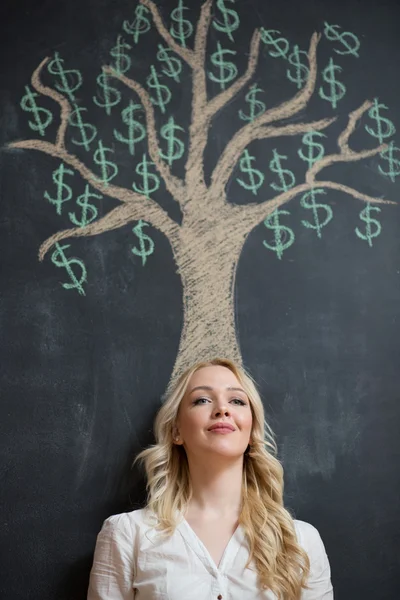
[212,403,230,417]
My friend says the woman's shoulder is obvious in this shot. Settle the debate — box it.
[292,519,329,561]
[100,508,156,536]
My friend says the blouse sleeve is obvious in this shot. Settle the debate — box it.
[87,514,135,600]
[300,522,334,599]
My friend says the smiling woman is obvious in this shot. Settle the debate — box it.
[87,359,333,600]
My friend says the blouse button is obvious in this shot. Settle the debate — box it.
[217,596,223,599]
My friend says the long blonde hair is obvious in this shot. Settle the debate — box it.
[135,358,310,599]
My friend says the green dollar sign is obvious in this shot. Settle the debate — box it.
[263,210,295,260]
[208,42,238,90]
[131,220,155,266]
[156,44,182,82]
[269,149,296,192]
[110,35,131,75]
[68,184,100,227]
[318,57,346,109]
[355,205,382,247]
[132,153,160,197]
[238,84,266,122]
[170,0,193,48]
[147,66,172,114]
[286,45,309,89]
[236,149,264,195]
[47,52,82,102]
[20,85,53,136]
[51,242,87,295]
[365,98,396,145]
[379,141,400,182]
[93,140,118,186]
[300,188,333,238]
[298,131,326,170]
[159,116,185,165]
[113,102,146,156]
[69,104,97,151]
[123,5,151,44]
[93,73,121,115]
[44,163,74,215]
[324,22,360,57]
[260,29,289,59]
[213,0,240,43]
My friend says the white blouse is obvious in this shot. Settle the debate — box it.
[87,509,333,600]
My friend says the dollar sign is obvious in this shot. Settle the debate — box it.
[159,117,185,165]
[263,210,295,260]
[131,220,155,266]
[170,0,193,48]
[20,85,53,136]
[156,44,182,82]
[300,188,333,238]
[113,102,146,156]
[51,242,87,295]
[93,140,118,186]
[269,149,296,192]
[147,66,172,114]
[68,184,100,227]
[213,0,240,43]
[378,141,400,182]
[110,35,131,75]
[208,42,238,90]
[318,58,346,109]
[47,52,82,102]
[324,22,360,57]
[238,84,266,122]
[44,163,74,215]
[260,29,289,59]
[122,5,151,44]
[365,98,396,145]
[236,149,264,195]
[298,131,326,170]
[132,153,160,197]
[93,73,121,115]
[286,45,309,89]
[69,104,97,151]
[355,205,382,247]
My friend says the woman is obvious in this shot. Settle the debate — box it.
[87,358,333,599]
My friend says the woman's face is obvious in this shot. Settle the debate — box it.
[175,365,253,461]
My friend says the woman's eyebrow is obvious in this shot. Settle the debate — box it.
[189,385,246,394]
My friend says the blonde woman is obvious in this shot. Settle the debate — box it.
[88,358,333,599]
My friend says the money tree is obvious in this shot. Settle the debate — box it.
[11,0,396,382]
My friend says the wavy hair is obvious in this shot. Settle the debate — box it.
[135,358,310,599]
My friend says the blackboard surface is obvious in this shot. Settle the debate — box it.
[1,0,400,598]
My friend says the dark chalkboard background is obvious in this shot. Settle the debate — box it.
[1,0,400,598]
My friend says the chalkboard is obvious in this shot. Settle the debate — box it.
[1,0,400,598]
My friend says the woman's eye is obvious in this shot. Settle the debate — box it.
[231,398,246,406]
[193,397,210,405]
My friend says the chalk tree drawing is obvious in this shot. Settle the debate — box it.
[10,0,398,383]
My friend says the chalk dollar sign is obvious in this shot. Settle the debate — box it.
[131,220,155,266]
[324,22,360,57]
[170,0,193,48]
[93,73,121,115]
[132,153,160,197]
[47,52,82,102]
[298,131,326,170]
[51,242,87,295]
[286,45,309,89]
[260,29,289,59]
[110,36,131,75]
[365,98,396,145]
[123,5,151,44]
[69,104,97,152]
[114,102,146,156]
[379,141,400,182]
[160,116,185,165]
[319,58,346,109]
[355,205,382,247]
[157,44,182,82]
[263,210,295,260]
[238,84,266,122]
[68,184,100,228]
[44,163,74,215]
[236,149,264,195]
[147,66,172,114]
[269,149,296,192]
[20,85,53,136]
[300,188,333,238]
[93,140,118,186]
[213,0,240,43]
[208,42,238,90]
